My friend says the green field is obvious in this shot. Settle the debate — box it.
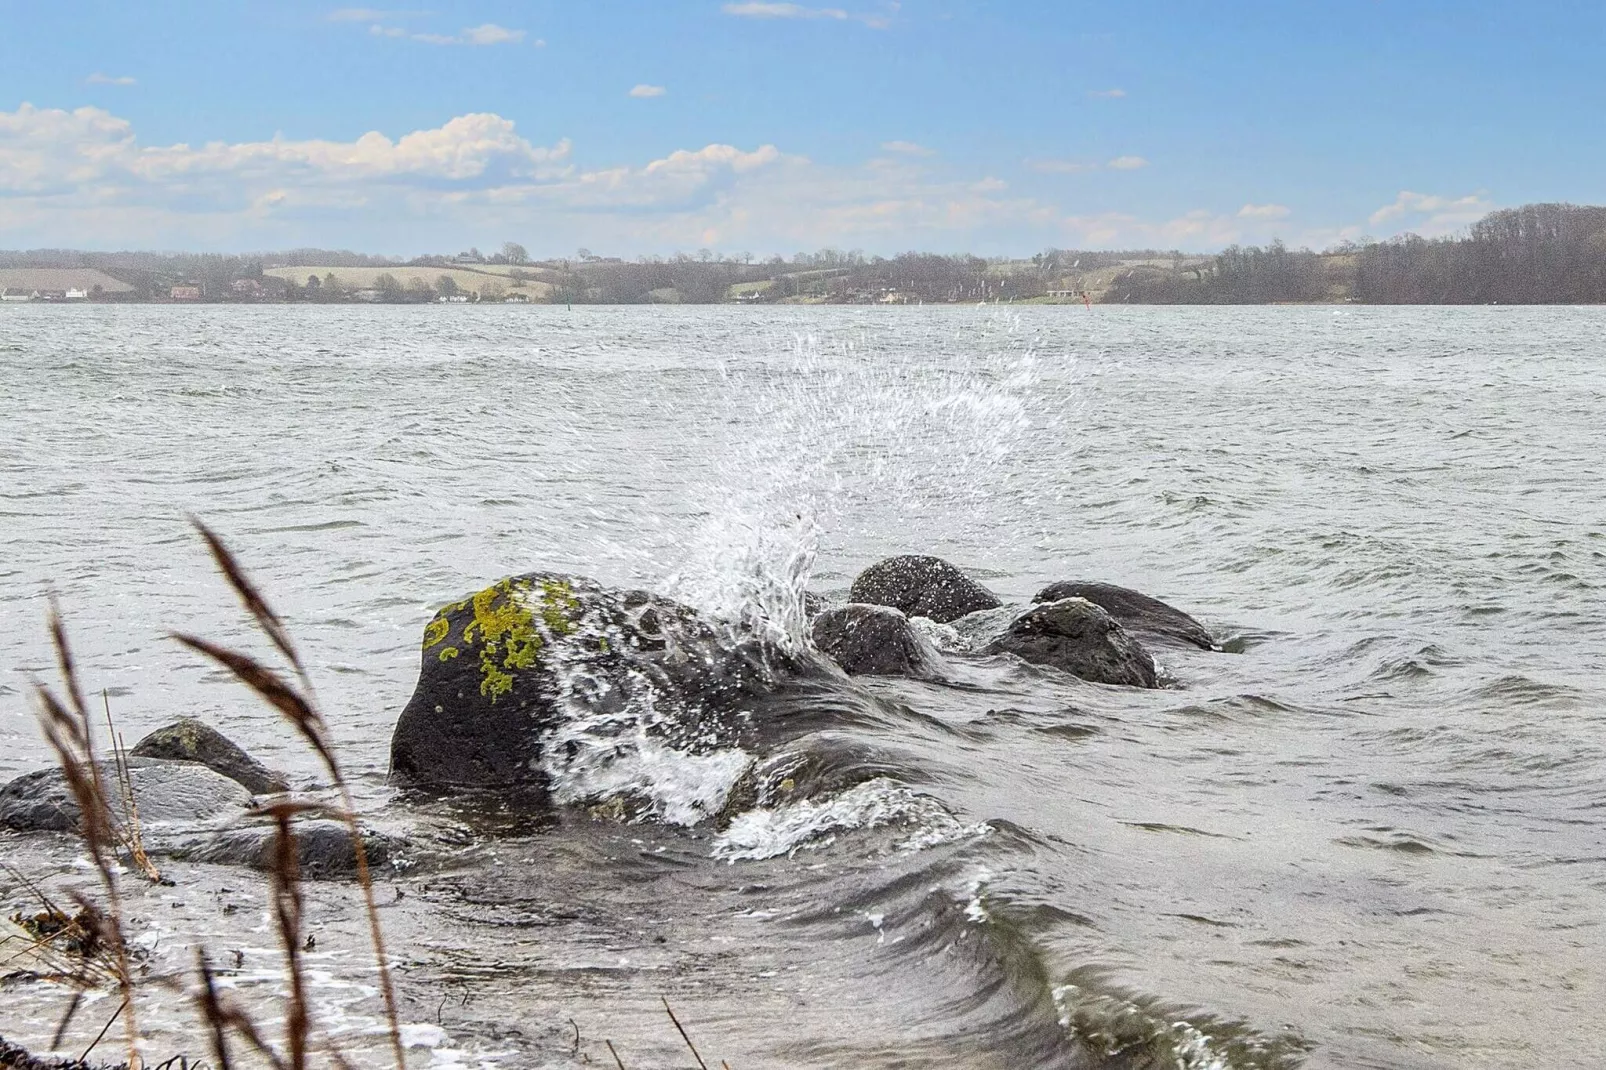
[265,266,552,296]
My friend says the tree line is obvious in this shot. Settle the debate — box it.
[9,204,1605,304]
[1104,203,1606,304]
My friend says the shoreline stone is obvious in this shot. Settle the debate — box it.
[974,597,1158,688]
[848,555,1002,624]
[1033,580,1215,650]
[130,717,290,795]
[812,603,946,679]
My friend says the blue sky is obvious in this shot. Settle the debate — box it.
[2,1,1602,256]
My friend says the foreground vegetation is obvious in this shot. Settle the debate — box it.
[5,203,1606,306]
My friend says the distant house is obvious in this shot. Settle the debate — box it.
[34,290,68,302]
[170,285,202,301]
[64,288,89,300]
[231,278,263,297]
[351,289,384,303]
[503,292,530,303]
[1,287,32,302]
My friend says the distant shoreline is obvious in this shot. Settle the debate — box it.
[6,202,1605,306]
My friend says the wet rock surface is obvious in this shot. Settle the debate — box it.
[1034,580,1215,650]
[0,757,253,833]
[970,597,1159,688]
[812,604,945,678]
[849,555,1002,624]
[173,818,401,880]
[130,716,290,795]
[390,572,827,794]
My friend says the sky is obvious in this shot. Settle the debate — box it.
[2,1,1603,257]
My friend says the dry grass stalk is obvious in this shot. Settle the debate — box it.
[32,604,140,1068]
[661,998,709,1070]
[256,800,321,1070]
[101,693,160,884]
[175,520,404,1070]
[195,948,288,1070]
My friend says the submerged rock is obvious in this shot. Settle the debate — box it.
[975,598,1158,688]
[1033,580,1215,650]
[175,819,399,880]
[389,572,822,794]
[849,555,1002,624]
[130,717,289,795]
[812,604,945,678]
[0,757,252,833]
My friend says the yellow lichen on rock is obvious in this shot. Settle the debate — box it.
[431,576,584,702]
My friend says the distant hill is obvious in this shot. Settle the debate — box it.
[4,204,1604,305]
[0,268,133,294]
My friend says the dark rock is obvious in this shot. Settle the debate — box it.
[1034,581,1215,650]
[390,572,822,794]
[177,819,398,880]
[848,555,1002,624]
[812,604,944,678]
[0,757,252,833]
[981,598,1158,688]
[130,717,289,795]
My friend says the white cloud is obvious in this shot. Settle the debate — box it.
[880,140,933,156]
[1,101,1310,255]
[1368,190,1492,235]
[721,1,895,28]
[357,18,533,45]
[0,103,570,199]
[1029,158,1096,174]
[1089,88,1126,99]
[1238,203,1290,220]
[461,23,526,45]
[1029,155,1147,174]
[723,2,849,18]
[629,84,668,98]
[86,73,138,86]
[327,7,397,21]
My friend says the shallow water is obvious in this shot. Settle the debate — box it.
[2,304,1603,1068]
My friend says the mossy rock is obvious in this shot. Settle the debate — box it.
[389,572,833,800]
[391,573,591,792]
[130,717,288,795]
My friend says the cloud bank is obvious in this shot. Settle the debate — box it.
[0,103,1472,254]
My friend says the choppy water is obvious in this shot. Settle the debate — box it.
[2,304,1604,1069]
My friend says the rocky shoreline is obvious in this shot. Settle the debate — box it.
[4,552,1216,871]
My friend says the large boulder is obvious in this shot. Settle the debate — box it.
[0,757,253,833]
[974,598,1158,688]
[390,572,820,794]
[130,717,289,795]
[848,555,1002,624]
[1034,581,1214,650]
[811,604,944,679]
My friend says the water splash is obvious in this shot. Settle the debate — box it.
[658,314,1055,645]
[538,314,1059,831]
